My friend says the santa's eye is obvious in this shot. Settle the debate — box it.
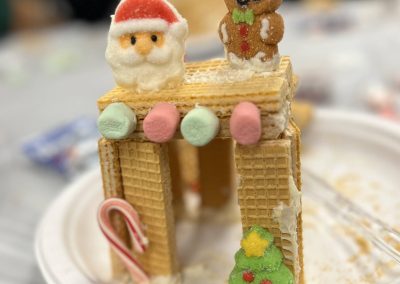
[151,35,158,42]
[130,36,136,45]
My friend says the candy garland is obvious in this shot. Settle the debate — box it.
[99,101,262,146]
[98,198,150,284]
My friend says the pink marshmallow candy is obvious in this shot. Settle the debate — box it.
[230,102,262,145]
[143,103,180,143]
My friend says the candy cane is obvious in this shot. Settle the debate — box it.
[98,198,150,284]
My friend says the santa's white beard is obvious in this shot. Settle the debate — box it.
[106,34,185,92]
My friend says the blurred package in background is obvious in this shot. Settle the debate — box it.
[23,117,100,179]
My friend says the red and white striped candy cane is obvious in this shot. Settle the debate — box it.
[98,198,150,284]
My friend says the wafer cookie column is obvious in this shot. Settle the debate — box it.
[118,141,178,277]
[234,140,303,283]
[198,139,234,208]
[287,121,305,284]
[98,138,130,279]
[168,141,185,216]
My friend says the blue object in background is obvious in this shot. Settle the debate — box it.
[23,117,100,178]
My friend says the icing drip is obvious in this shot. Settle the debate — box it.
[221,23,229,43]
[184,58,283,85]
[260,18,270,40]
[272,176,302,284]
[228,52,280,72]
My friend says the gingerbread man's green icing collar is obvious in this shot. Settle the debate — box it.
[232,8,254,25]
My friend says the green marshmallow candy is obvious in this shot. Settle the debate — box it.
[181,106,220,147]
[97,103,137,139]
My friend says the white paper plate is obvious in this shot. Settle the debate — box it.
[35,109,400,284]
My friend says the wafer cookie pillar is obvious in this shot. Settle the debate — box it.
[287,122,305,284]
[99,139,179,278]
[98,139,129,279]
[234,139,304,283]
[198,139,234,208]
[119,141,178,276]
[168,141,185,215]
[176,139,234,209]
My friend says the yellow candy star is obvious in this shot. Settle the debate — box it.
[241,231,269,257]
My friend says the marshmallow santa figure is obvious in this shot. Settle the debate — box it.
[219,0,284,72]
[106,0,188,92]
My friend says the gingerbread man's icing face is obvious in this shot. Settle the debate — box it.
[224,0,282,14]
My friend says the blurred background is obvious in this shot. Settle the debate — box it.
[0,0,399,283]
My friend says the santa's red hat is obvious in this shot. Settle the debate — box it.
[109,0,188,39]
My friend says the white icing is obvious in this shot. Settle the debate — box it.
[272,176,302,284]
[106,31,186,92]
[267,98,290,139]
[221,23,229,43]
[228,52,280,72]
[184,58,283,85]
[151,274,181,284]
[260,18,270,40]
[110,17,169,37]
[109,17,188,41]
[184,67,255,84]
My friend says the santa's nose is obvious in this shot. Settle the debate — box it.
[135,38,153,56]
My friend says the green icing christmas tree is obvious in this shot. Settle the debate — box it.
[229,226,294,284]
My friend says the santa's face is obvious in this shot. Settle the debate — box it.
[106,30,185,92]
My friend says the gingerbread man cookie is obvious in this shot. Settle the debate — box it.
[219,0,284,71]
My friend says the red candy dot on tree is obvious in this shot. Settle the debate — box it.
[242,271,255,282]
[261,280,272,284]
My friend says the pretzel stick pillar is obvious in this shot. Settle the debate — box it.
[234,139,303,283]
[118,141,178,276]
[98,138,129,279]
